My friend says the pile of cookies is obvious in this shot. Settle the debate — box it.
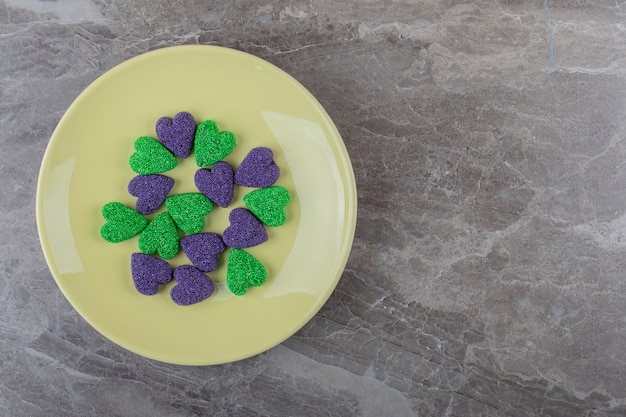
[100,112,291,305]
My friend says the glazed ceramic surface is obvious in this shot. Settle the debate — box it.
[36,45,357,365]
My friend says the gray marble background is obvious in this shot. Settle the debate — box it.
[2,0,626,416]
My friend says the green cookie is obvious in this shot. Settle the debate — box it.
[100,202,148,243]
[226,249,267,295]
[243,186,291,227]
[194,120,236,167]
[138,212,179,259]
[129,136,178,175]
[165,193,213,234]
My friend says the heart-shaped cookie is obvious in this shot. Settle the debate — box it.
[100,202,148,243]
[243,186,291,227]
[138,212,179,259]
[180,233,226,272]
[226,248,267,295]
[194,161,234,208]
[194,120,236,167]
[234,147,279,188]
[222,208,268,248]
[131,253,173,295]
[156,111,196,158]
[165,193,213,234]
[127,174,174,214]
[129,136,178,175]
[170,265,215,305]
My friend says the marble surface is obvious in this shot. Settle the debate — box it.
[2,0,626,415]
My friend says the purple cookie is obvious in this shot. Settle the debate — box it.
[194,161,234,208]
[170,265,215,305]
[222,208,268,248]
[181,233,226,272]
[128,174,174,214]
[131,253,173,295]
[234,147,280,188]
[156,111,196,158]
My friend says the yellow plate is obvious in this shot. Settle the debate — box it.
[36,45,357,365]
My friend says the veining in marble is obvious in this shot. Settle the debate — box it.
[1,0,626,416]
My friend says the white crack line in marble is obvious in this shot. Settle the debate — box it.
[268,345,415,417]
[357,20,449,43]
[280,5,308,19]
[23,346,101,383]
[544,0,556,73]
[4,0,105,23]
[556,63,626,75]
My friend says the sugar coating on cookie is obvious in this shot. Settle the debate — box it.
[165,193,213,234]
[170,265,215,305]
[131,253,173,295]
[129,136,178,175]
[222,208,268,248]
[234,147,280,188]
[138,212,180,260]
[194,161,234,208]
[226,248,267,296]
[100,202,148,243]
[180,233,226,272]
[194,120,237,167]
[127,174,174,214]
[156,111,196,158]
[243,186,291,227]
